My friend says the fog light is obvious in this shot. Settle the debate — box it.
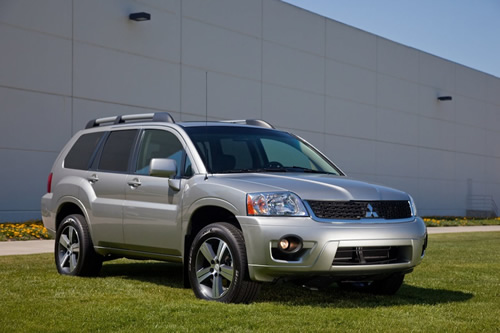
[278,236,302,253]
[279,238,289,251]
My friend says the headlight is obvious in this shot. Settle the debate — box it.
[409,195,418,217]
[247,192,308,216]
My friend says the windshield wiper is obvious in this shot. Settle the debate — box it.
[283,166,335,174]
[218,167,335,174]
[218,168,287,173]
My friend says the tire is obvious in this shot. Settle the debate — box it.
[338,273,405,295]
[188,223,261,303]
[55,214,102,277]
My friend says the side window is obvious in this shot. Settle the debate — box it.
[135,130,187,177]
[184,154,193,178]
[64,132,105,170]
[98,130,138,172]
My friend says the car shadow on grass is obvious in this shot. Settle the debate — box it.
[99,260,473,307]
[100,260,185,289]
[256,282,473,308]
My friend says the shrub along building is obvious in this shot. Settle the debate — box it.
[1,0,499,220]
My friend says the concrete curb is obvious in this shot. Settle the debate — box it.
[426,225,500,234]
[0,239,54,256]
[1,226,499,256]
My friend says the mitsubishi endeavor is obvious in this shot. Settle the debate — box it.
[41,112,427,303]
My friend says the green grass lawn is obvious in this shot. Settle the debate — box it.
[1,232,499,332]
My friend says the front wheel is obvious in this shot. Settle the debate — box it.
[188,223,260,303]
[55,214,102,277]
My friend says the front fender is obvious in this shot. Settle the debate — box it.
[184,197,239,226]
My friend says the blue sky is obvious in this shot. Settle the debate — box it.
[282,0,500,78]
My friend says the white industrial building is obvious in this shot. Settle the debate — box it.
[1,0,499,221]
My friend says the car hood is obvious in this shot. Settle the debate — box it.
[208,173,410,201]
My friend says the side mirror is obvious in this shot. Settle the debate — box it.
[149,158,177,178]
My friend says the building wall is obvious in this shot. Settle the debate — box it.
[1,0,499,221]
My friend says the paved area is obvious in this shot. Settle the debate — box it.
[426,225,500,234]
[0,239,54,256]
[0,226,499,256]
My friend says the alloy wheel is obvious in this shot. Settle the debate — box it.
[195,237,235,299]
[57,221,80,274]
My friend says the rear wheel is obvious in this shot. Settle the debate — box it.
[188,223,260,303]
[55,214,102,276]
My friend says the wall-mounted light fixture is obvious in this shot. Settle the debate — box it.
[437,96,452,101]
[129,12,151,22]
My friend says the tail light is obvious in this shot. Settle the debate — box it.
[47,173,53,193]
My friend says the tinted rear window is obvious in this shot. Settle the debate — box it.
[64,132,104,170]
[98,130,138,172]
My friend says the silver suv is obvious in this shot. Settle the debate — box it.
[41,112,427,303]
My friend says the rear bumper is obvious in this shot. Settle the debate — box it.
[238,216,427,282]
[41,193,56,237]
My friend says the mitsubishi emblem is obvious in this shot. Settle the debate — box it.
[366,204,379,218]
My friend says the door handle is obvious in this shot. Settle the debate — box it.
[127,178,142,188]
[88,174,99,184]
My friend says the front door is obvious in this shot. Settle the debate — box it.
[123,129,190,257]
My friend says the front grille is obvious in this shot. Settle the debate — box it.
[333,246,411,265]
[307,200,412,220]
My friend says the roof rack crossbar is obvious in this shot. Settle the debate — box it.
[221,119,275,129]
[85,112,175,129]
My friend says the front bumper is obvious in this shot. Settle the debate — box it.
[238,216,427,282]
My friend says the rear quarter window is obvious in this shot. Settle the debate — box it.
[64,132,105,170]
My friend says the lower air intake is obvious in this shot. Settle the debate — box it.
[333,246,411,265]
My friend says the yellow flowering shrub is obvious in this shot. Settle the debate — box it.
[0,221,51,241]
[423,217,500,227]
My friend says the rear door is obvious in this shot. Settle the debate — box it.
[87,129,139,247]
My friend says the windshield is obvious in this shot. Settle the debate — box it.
[184,126,343,175]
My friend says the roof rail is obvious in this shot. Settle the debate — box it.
[221,119,275,129]
[85,112,175,129]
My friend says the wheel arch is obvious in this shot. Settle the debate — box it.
[183,197,242,249]
[55,197,91,235]
[182,204,242,287]
[184,205,241,250]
